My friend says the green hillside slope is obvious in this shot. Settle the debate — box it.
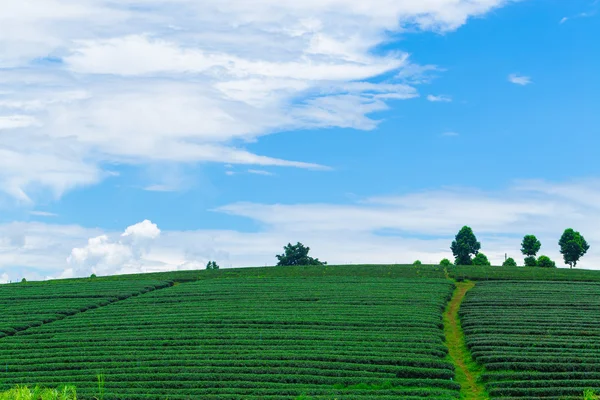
[0,279,171,339]
[3,264,600,399]
[0,276,458,400]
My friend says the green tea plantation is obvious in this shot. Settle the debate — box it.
[3,265,600,399]
[0,273,458,399]
[461,281,600,399]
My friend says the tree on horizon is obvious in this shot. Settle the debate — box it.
[276,242,326,266]
[521,235,541,267]
[559,229,589,268]
[451,226,481,265]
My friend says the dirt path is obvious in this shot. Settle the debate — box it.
[443,281,489,400]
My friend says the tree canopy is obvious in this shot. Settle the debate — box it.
[559,229,589,268]
[450,226,481,265]
[276,242,326,266]
[521,235,541,257]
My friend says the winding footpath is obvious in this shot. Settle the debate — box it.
[443,281,489,400]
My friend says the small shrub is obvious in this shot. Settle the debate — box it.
[472,253,491,266]
[537,255,556,268]
[439,259,452,267]
[413,260,422,266]
[524,256,538,267]
[502,257,517,267]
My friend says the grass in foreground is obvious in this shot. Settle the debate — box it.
[0,386,76,400]
[1,384,597,400]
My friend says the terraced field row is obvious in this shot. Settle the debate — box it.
[0,277,458,399]
[461,281,600,399]
[0,278,172,338]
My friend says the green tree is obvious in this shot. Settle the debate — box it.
[472,252,491,266]
[21,278,26,283]
[451,226,481,265]
[559,228,590,268]
[521,235,542,257]
[413,260,422,266]
[537,255,556,268]
[502,257,517,267]
[276,242,326,266]
[439,258,452,267]
[524,256,538,267]
[206,261,220,270]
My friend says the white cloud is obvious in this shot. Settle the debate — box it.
[427,94,452,102]
[396,62,442,84]
[30,211,58,217]
[0,0,522,201]
[248,169,275,176]
[3,178,600,283]
[67,235,133,276]
[508,73,532,85]
[143,185,176,192]
[0,144,103,203]
[66,220,161,277]
[122,220,161,240]
[560,10,596,24]
[0,115,39,129]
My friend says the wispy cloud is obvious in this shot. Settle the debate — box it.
[248,169,275,176]
[508,73,532,86]
[397,63,442,85]
[442,131,459,137]
[143,185,177,192]
[427,94,452,102]
[0,115,39,129]
[0,0,521,201]
[30,211,58,217]
[560,10,597,24]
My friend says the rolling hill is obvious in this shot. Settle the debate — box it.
[1,264,600,399]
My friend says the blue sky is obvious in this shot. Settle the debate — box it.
[1,0,599,282]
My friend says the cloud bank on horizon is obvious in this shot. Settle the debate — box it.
[2,178,600,283]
